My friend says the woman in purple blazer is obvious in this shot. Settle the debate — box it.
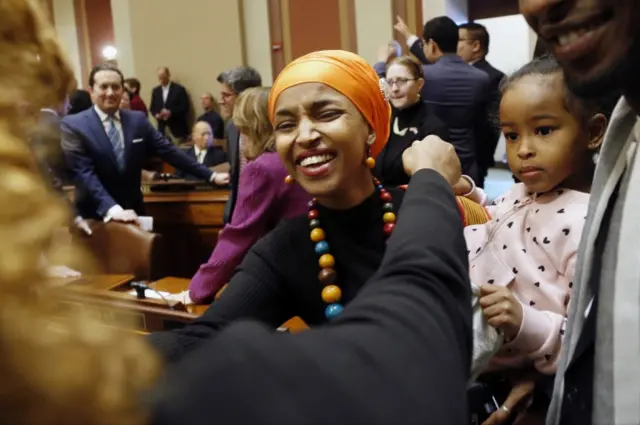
[187,87,310,303]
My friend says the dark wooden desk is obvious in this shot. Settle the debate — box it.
[51,274,134,289]
[143,187,229,277]
[57,274,202,333]
[56,275,309,334]
[63,184,229,278]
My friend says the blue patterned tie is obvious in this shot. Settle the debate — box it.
[107,116,125,170]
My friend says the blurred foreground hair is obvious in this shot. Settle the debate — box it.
[0,1,157,424]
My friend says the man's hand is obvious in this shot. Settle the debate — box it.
[479,284,524,340]
[212,172,230,186]
[402,135,461,185]
[110,209,139,224]
[394,15,413,39]
[482,376,536,425]
[377,43,397,63]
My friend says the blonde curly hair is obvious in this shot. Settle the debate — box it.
[0,2,157,424]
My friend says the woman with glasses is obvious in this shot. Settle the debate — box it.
[374,56,448,186]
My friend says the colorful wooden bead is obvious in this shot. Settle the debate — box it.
[321,285,342,303]
[318,268,337,284]
[319,254,335,268]
[310,228,325,242]
[315,241,329,255]
[325,303,344,319]
[380,191,392,202]
[383,212,396,223]
[310,179,395,320]
[382,202,394,212]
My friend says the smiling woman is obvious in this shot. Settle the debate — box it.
[148,50,484,361]
[269,50,390,209]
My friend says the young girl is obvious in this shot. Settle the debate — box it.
[464,55,607,422]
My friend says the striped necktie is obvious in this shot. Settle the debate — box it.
[107,116,125,170]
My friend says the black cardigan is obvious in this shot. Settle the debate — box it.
[148,170,472,425]
[374,101,449,186]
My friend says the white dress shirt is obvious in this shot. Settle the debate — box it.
[93,106,127,220]
[161,83,171,104]
[194,145,207,164]
[93,105,124,145]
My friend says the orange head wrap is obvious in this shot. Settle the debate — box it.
[268,50,391,159]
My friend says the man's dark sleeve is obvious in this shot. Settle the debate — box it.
[149,169,472,425]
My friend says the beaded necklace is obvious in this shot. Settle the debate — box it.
[308,178,397,319]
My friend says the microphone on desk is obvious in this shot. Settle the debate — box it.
[130,281,176,309]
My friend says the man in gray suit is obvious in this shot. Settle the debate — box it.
[518,1,640,424]
[216,66,261,224]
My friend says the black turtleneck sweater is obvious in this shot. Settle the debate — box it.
[374,100,448,186]
[149,185,407,361]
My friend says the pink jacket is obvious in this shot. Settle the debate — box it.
[465,184,588,374]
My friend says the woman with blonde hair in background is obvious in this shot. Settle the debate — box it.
[0,1,157,424]
[183,87,310,304]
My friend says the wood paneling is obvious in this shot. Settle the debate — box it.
[468,0,519,20]
[268,0,286,76]
[392,0,408,54]
[85,0,115,67]
[288,0,342,60]
[73,0,90,85]
[143,189,229,278]
[73,0,115,85]
[391,0,423,55]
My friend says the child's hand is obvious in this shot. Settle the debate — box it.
[479,285,523,340]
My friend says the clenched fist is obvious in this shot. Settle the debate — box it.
[402,135,461,185]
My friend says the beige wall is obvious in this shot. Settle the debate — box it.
[52,0,82,87]
[112,0,245,117]
[355,0,393,64]
[110,0,135,79]
[242,0,274,85]
[421,0,447,21]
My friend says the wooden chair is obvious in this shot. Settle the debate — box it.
[73,220,165,281]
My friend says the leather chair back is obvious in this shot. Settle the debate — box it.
[73,220,165,280]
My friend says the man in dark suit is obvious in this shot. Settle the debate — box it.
[377,16,490,183]
[175,121,229,180]
[391,17,499,187]
[62,64,228,223]
[216,66,262,224]
[457,22,505,187]
[196,92,225,141]
[149,67,190,141]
